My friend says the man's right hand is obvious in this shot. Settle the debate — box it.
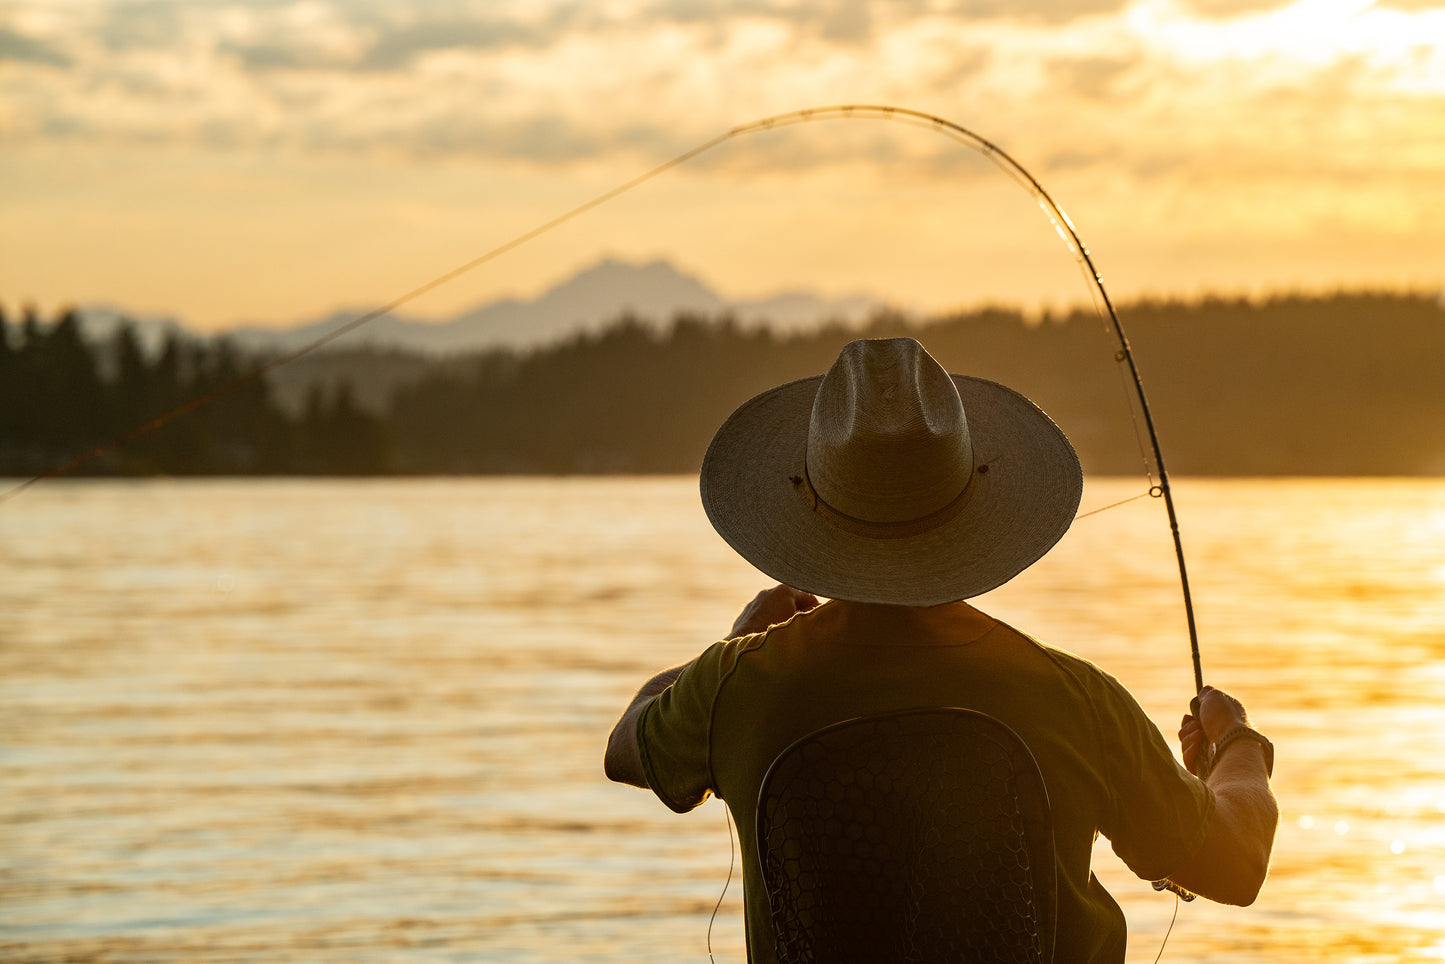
[1179,685,1251,776]
[1167,683,1278,905]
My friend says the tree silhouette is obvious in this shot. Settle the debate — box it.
[296,379,393,475]
[3,293,1444,479]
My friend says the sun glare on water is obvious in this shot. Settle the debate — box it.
[1427,510,1445,585]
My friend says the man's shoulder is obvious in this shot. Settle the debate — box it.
[680,622,789,683]
[987,617,1091,667]
[993,623,1136,697]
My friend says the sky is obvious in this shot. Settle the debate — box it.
[1,0,1443,331]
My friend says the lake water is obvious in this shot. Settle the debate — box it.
[1,477,1443,962]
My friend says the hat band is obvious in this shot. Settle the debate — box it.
[796,465,978,540]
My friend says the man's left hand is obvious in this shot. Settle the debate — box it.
[729,584,821,637]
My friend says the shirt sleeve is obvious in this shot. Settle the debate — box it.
[636,639,736,814]
[1094,672,1216,882]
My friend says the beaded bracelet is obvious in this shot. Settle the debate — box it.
[1211,726,1274,777]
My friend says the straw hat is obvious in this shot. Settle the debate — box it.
[700,337,1082,606]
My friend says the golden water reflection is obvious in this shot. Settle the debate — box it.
[1,478,1442,961]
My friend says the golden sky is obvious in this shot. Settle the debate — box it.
[2,0,1442,330]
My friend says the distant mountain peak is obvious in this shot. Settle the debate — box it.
[86,258,890,357]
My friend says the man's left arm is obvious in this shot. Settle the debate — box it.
[604,584,820,790]
[604,660,694,788]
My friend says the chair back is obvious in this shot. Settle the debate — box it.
[755,707,1056,963]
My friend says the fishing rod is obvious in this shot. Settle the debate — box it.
[731,108,1208,912]
[731,106,1204,697]
[0,105,1206,700]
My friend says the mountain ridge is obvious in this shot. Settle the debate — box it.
[75,258,889,357]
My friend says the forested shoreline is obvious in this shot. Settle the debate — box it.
[3,291,1442,478]
[0,306,389,476]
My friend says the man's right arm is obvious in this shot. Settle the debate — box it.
[1164,686,1279,905]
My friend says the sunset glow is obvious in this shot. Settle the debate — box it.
[1,0,1441,329]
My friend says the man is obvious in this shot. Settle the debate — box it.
[606,337,1277,962]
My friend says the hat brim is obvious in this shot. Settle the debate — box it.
[700,374,1083,606]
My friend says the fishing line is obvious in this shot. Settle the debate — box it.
[8,103,1210,944]
[0,131,732,507]
[1,104,1207,698]
[1152,892,1182,964]
[707,801,736,963]
[1073,490,1155,521]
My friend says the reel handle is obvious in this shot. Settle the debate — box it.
[1152,878,1198,901]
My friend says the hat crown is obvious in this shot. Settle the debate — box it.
[806,338,974,524]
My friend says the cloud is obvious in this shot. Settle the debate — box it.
[643,0,883,42]
[0,0,1440,185]
[212,3,585,72]
[932,0,1133,21]
[0,27,71,67]
[354,18,552,70]
[1048,54,1138,99]
[94,0,188,51]
[1170,0,1297,15]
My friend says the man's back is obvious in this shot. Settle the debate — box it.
[637,600,1212,964]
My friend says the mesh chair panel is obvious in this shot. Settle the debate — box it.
[756,708,1056,964]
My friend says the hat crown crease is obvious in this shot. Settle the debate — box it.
[806,339,974,525]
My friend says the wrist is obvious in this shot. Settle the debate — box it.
[1210,725,1274,778]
